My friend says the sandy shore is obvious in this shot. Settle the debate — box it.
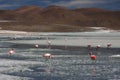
[0,30,28,34]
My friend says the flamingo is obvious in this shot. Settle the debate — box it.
[43,53,53,59]
[64,38,67,49]
[87,44,92,49]
[46,36,51,49]
[88,52,96,60]
[34,44,39,48]
[42,53,53,73]
[96,45,101,50]
[90,55,96,60]
[8,48,14,56]
[107,43,112,48]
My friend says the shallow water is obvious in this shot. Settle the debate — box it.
[0,32,120,80]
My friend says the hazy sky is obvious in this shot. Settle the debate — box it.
[0,0,119,10]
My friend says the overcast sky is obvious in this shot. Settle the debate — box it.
[0,0,119,10]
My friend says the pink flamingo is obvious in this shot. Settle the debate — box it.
[107,43,112,48]
[43,53,53,59]
[34,44,39,48]
[42,53,53,73]
[8,48,14,56]
[64,38,68,49]
[46,36,51,49]
[87,44,92,49]
[88,52,96,60]
[96,45,101,50]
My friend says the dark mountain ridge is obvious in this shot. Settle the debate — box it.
[0,5,120,32]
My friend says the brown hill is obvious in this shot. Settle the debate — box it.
[73,8,110,13]
[0,5,120,32]
[15,6,43,13]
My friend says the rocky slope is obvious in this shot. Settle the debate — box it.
[0,5,120,32]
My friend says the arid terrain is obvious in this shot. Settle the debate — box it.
[0,5,120,32]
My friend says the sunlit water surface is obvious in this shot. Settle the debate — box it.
[0,31,120,80]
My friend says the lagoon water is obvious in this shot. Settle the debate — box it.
[0,31,120,80]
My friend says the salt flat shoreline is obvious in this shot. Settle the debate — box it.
[1,29,120,48]
[0,27,120,35]
[0,30,28,34]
